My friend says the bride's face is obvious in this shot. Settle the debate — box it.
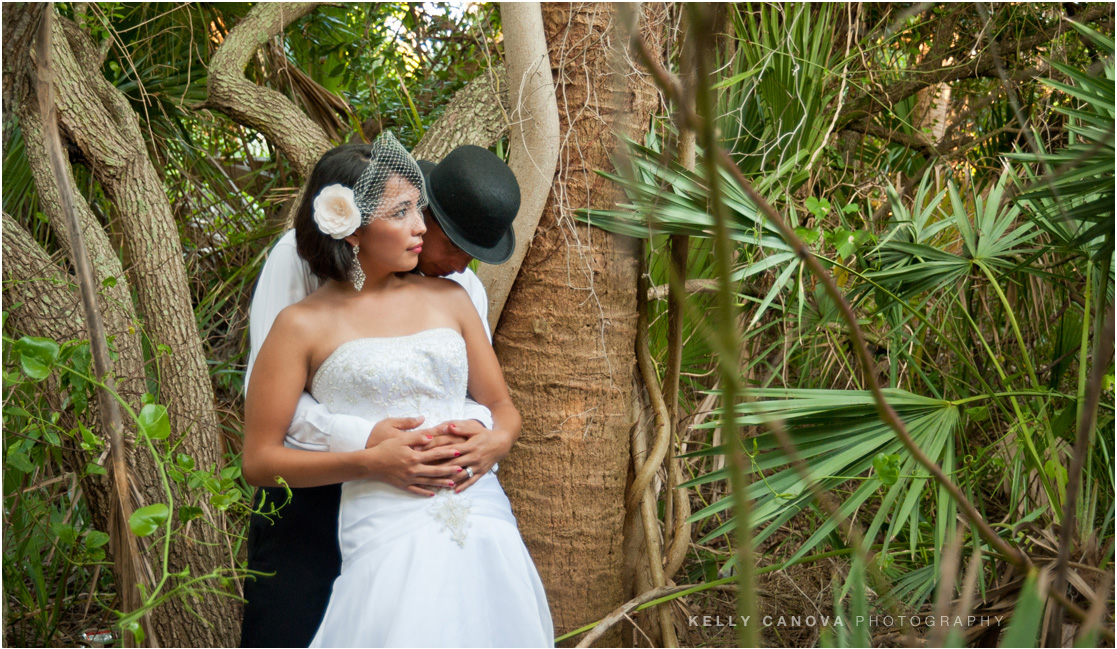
[348,173,426,275]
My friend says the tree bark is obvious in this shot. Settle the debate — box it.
[29,13,239,646]
[494,2,665,643]
[912,83,952,144]
[33,8,145,625]
[477,3,560,329]
[206,2,330,177]
[1,213,154,605]
[2,215,84,355]
[412,63,511,162]
[2,2,44,156]
[17,89,146,409]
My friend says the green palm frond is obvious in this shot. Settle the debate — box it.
[719,3,840,182]
[1009,20,1115,261]
[582,136,802,326]
[865,170,1038,301]
[683,388,960,580]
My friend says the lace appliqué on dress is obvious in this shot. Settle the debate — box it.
[429,490,472,548]
[310,329,468,427]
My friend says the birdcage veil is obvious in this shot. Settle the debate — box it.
[352,132,427,224]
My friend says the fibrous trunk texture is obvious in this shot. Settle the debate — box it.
[495,2,665,643]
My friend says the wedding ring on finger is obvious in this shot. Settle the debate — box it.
[464,467,474,479]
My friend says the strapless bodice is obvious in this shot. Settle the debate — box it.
[304,328,553,648]
[310,328,468,426]
[309,327,497,561]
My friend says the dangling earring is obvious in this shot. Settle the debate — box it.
[350,244,365,291]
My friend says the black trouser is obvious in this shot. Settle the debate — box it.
[240,484,342,648]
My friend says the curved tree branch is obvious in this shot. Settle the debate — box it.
[476,2,560,329]
[839,3,1114,127]
[18,86,146,403]
[412,62,510,162]
[31,12,239,644]
[206,2,330,176]
[846,119,942,158]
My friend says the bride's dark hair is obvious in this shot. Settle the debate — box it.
[294,143,422,281]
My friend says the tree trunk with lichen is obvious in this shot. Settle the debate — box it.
[1,214,126,526]
[494,3,665,644]
[17,11,240,646]
[412,63,510,162]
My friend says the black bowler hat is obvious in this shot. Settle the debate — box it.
[418,145,520,264]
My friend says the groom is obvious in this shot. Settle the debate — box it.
[240,145,521,648]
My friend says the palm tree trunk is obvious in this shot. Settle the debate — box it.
[495,3,665,643]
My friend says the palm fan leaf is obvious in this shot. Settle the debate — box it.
[682,388,961,583]
[1009,21,1115,261]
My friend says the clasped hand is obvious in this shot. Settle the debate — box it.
[364,416,512,497]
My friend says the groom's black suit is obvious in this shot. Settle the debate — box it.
[240,485,341,647]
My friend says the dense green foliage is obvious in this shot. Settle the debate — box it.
[3,2,1114,646]
[584,4,1114,644]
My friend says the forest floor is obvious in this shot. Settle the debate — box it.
[619,557,842,647]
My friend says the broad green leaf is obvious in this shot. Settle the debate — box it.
[137,404,170,441]
[209,493,239,511]
[873,453,901,486]
[80,424,103,452]
[794,226,821,245]
[836,231,858,260]
[806,196,831,217]
[68,342,92,376]
[6,451,34,473]
[4,405,32,418]
[124,621,145,645]
[85,530,110,549]
[129,503,169,537]
[14,336,60,381]
[53,522,79,545]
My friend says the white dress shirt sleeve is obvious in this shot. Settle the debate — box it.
[445,269,494,429]
[246,230,374,453]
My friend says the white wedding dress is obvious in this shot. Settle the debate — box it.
[307,328,553,647]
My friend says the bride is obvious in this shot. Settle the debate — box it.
[243,135,553,647]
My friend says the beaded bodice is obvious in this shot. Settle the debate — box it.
[310,328,468,426]
[311,327,486,551]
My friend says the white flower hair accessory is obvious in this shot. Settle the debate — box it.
[312,184,362,239]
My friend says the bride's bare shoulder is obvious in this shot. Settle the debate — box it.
[269,295,335,344]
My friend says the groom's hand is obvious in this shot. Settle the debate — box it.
[364,416,454,449]
[437,420,516,493]
[365,430,465,497]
